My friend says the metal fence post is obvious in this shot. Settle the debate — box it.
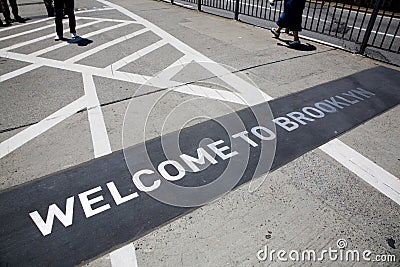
[234,0,240,20]
[171,0,174,4]
[198,0,201,11]
[359,0,383,54]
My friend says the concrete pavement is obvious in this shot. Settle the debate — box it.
[0,0,399,266]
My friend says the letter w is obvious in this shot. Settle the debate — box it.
[29,196,74,236]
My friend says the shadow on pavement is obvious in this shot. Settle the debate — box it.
[67,37,93,46]
[277,41,317,51]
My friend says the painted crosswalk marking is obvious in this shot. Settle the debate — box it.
[0,0,399,266]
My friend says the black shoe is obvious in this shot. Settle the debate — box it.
[270,28,280,38]
[55,35,67,41]
[15,16,28,23]
[4,19,12,26]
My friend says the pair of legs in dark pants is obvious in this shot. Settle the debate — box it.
[1,0,24,22]
[54,0,76,37]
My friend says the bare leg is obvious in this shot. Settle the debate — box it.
[293,31,299,41]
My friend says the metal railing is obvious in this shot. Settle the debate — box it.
[167,0,399,59]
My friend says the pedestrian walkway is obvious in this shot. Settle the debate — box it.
[0,0,399,266]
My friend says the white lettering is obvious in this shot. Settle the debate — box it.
[180,148,217,172]
[232,130,258,147]
[132,169,160,192]
[302,106,325,118]
[158,160,186,181]
[272,117,299,132]
[207,140,238,160]
[342,90,364,101]
[251,126,276,140]
[287,111,315,125]
[336,95,359,104]
[29,196,75,236]
[314,102,337,113]
[78,186,110,218]
[106,182,139,205]
[324,96,350,109]
[352,88,375,98]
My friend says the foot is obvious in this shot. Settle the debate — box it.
[268,0,275,6]
[288,40,301,47]
[71,32,79,39]
[4,19,12,26]
[15,16,28,23]
[55,35,64,41]
[270,28,280,38]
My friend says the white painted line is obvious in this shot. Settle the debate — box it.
[0,96,87,159]
[110,243,138,267]
[298,34,347,50]
[0,51,245,104]
[349,26,400,39]
[96,0,272,104]
[97,1,400,207]
[0,17,53,33]
[75,16,138,23]
[65,28,150,63]
[0,64,42,83]
[75,7,116,14]
[2,20,101,52]
[155,55,193,81]
[83,73,112,157]
[105,39,167,71]
[0,23,54,42]
[175,2,194,9]
[320,139,400,205]
[197,61,274,104]
[31,21,132,56]
[173,84,246,104]
[0,7,115,34]
[0,51,247,103]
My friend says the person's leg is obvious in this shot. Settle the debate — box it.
[8,0,18,18]
[64,0,76,36]
[292,31,299,41]
[271,11,288,38]
[43,0,54,17]
[288,30,300,46]
[1,0,12,24]
[54,0,64,39]
[8,0,26,21]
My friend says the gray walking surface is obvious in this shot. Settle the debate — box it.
[0,0,399,266]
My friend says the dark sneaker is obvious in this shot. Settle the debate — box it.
[288,40,301,47]
[270,28,280,38]
[15,16,28,23]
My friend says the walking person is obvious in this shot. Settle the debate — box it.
[1,0,27,23]
[0,0,7,26]
[269,0,306,47]
[43,0,54,17]
[54,0,78,41]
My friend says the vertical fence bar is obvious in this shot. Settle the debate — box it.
[359,0,383,54]
[388,19,399,51]
[234,0,240,20]
[198,0,201,11]
[315,1,325,33]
